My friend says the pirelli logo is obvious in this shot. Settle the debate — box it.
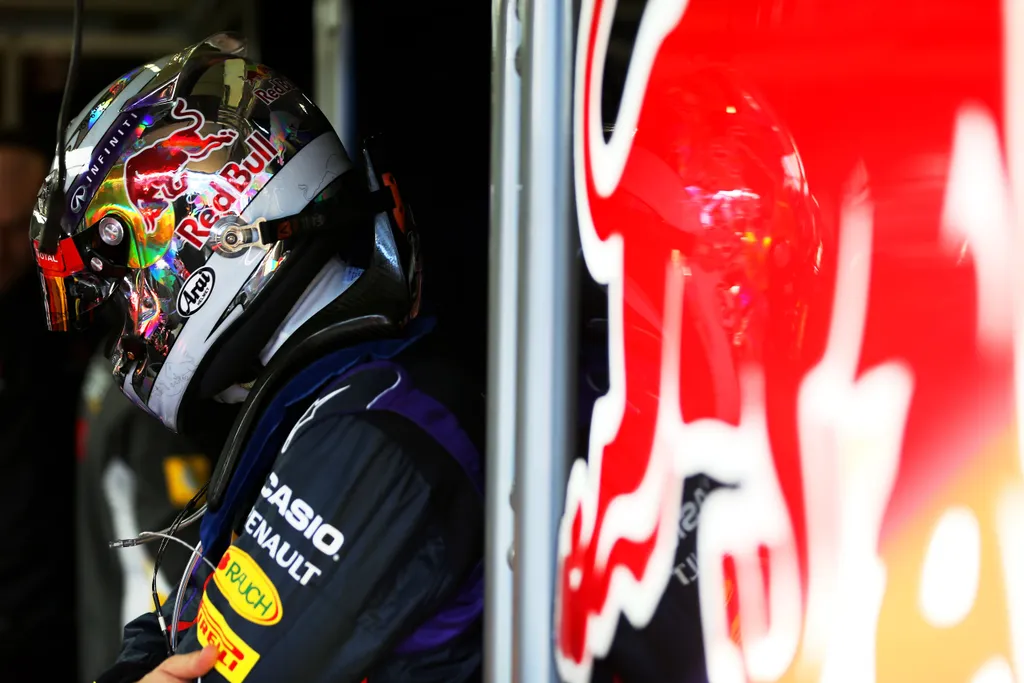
[196,594,260,683]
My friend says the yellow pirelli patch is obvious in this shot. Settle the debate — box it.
[195,592,261,683]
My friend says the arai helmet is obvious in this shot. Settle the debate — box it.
[29,34,421,433]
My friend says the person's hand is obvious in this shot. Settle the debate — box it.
[137,645,218,682]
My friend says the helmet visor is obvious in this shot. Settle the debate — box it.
[31,232,118,332]
[29,138,135,332]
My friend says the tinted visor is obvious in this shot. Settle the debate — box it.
[32,237,116,331]
[30,214,124,331]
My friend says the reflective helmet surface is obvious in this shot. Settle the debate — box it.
[30,34,408,432]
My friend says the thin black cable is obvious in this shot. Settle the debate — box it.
[152,482,207,607]
[39,0,83,254]
[151,482,208,655]
[151,484,205,652]
[57,0,84,179]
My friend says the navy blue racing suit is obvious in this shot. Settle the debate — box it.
[95,319,484,683]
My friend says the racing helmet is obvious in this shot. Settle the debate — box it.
[29,33,421,433]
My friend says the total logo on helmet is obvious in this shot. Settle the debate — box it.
[122,97,280,251]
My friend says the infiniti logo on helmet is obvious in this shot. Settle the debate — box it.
[65,112,139,221]
[177,266,216,318]
[70,185,88,212]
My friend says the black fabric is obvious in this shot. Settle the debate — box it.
[591,475,728,683]
[94,657,160,683]
[257,180,393,263]
[366,619,482,683]
[94,607,170,683]
[76,347,213,683]
[96,337,483,683]
[0,271,94,679]
[579,315,724,683]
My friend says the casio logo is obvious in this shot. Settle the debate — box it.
[260,472,345,556]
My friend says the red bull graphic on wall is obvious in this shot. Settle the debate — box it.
[556,0,1024,682]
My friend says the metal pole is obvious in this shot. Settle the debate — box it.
[241,0,262,64]
[313,0,356,154]
[513,0,574,679]
[485,0,522,679]
[335,0,355,154]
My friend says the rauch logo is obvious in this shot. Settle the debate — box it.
[212,547,283,626]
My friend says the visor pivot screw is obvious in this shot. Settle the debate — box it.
[224,231,239,246]
[99,216,124,246]
[90,256,104,272]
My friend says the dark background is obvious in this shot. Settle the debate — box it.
[5,2,490,675]
[17,0,491,371]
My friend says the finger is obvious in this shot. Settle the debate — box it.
[154,645,219,678]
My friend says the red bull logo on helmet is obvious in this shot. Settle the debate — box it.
[175,129,279,250]
[123,98,238,236]
[246,63,273,83]
[556,0,1024,682]
[122,97,280,251]
[254,78,296,107]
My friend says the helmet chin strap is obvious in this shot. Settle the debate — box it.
[211,255,365,405]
